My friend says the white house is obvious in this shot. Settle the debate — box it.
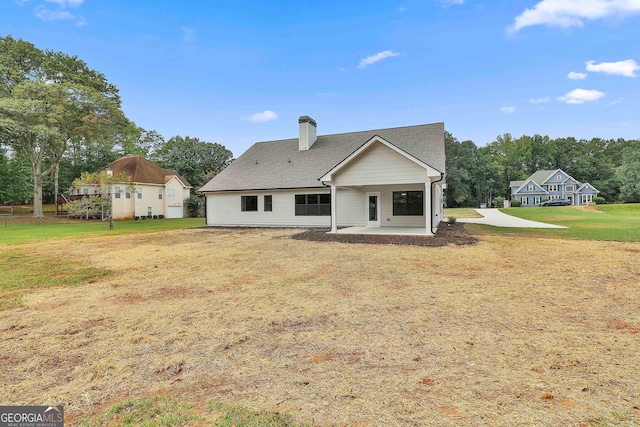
[198,117,446,235]
[73,155,192,219]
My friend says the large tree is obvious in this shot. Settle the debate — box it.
[152,135,233,189]
[616,141,640,203]
[0,36,123,217]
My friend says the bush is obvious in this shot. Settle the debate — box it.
[593,196,606,205]
[491,196,505,208]
[146,215,152,219]
[510,199,521,207]
[152,215,158,219]
[134,216,139,220]
[158,214,164,219]
[140,216,146,220]
[447,217,457,224]
[185,194,204,218]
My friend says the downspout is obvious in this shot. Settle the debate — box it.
[202,193,207,225]
[430,172,445,234]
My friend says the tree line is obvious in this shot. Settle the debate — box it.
[2,36,639,214]
[0,36,233,215]
[445,132,640,207]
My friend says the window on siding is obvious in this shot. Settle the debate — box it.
[167,188,175,198]
[393,191,423,216]
[158,188,163,200]
[521,196,528,205]
[581,194,593,204]
[83,188,89,194]
[534,196,541,205]
[114,186,121,199]
[527,184,534,191]
[147,207,152,217]
[264,195,272,212]
[241,196,258,212]
[557,174,562,180]
[137,188,142,199]
[548,184,558,192]
[566,185,574,191]
[125,187,131,199]
[295,194,330,216]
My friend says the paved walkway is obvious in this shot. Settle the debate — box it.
[456,208,567,228]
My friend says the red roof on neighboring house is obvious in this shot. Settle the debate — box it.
[100,155,192,187]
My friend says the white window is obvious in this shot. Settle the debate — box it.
[158,189,163,200]
[548,184,558,192]
[566,185,574,191]
[521,196,528,205]
[557,174,562,180]
[147,207,152,217]
[534,196,541,205]
[114,186,121,199]
[582,194,593,204]
[137,188,142,199]
[125,187,131,199]
[528,184,534,191]
[83,188,89,194]
[167,188,175,198]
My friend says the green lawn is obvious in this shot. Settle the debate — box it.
[0,217,204,245]
[491,203,640,241]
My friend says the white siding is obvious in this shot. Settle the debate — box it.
[336,188,366,227]
[206,189,331,227]
[379,184,428,227]
[333,142,427,186]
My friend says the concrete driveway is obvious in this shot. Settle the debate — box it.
[456,208,567,228]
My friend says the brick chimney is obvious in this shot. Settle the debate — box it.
[298,116,317,150]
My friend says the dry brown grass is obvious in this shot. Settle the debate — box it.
[1,228,639,426]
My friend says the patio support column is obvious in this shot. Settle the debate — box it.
[330,184,337,233]
[425,180,432,235]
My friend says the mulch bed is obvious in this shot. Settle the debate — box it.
[291,222,478,247]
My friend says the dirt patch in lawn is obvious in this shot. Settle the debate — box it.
[1,228,639,426]
[292,222,478,246]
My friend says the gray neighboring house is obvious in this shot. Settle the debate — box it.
[510,169,599,206]
[198,116,446,235]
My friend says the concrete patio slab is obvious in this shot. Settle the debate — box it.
[334,226,431,236]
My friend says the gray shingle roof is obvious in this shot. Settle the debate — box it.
[199,122,445,192]
[528,170,557,185]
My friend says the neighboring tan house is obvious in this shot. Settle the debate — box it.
[510,169,599,206]
[198,116,446,235]
[73,155,192,219]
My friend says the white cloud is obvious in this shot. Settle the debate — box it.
[530,97,550,103]
[509,0,640,32]
[500,106,516,113]
[245,110,278,123]
[358,50,401,69]
[45,0,83,6]
[557,88,605,104]
[568,71,587,80]
[437,0,464,5]
[586,59,639,77]
[35,6,75,21]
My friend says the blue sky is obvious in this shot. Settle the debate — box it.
[2,0,640,155]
